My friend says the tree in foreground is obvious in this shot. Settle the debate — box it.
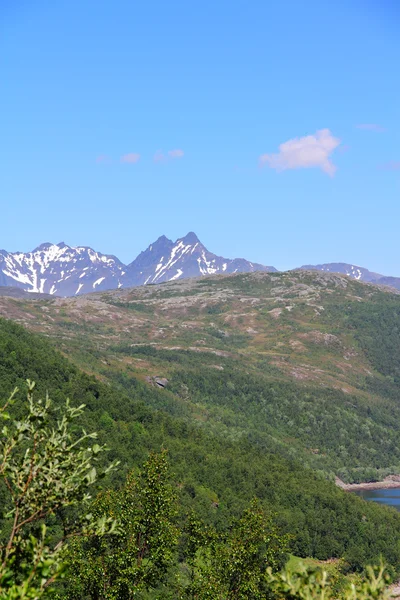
[180,499,289,599]
[64,450,179,599]
[0,381,117,599]
[0,382,394,599]
[173,499,391,600]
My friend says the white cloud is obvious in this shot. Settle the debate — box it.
[154,149,184,163]
[121,153,140,164]
[259,129,341,177]
[356,124,386,132]
[168,149,184,159]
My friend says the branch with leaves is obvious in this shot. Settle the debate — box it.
[0,381,118,599]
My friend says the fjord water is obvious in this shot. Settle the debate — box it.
[354,488,400,511]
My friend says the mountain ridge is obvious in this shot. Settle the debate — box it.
[0,233,399,296]
[0,233,277,296]
[299,262,400,290]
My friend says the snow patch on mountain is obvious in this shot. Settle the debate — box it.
[2,235,400,296]
[0,243,127,296]
[126,232,276,287]
[0,233,277,297]
[299,262,400,290]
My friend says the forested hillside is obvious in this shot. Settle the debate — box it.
[2,270,400,483]
[1,311,400,580]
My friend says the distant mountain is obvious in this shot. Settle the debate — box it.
[0,234,276,296]
[127,232,276,285]
[0,242,127,296]
[2,236,398,297]
[299,262,400,290]
[298,263,382,282]
[370,276,400,291]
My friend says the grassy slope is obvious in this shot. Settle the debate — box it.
[2,270,400,483]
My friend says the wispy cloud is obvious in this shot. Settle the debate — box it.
[121,153,140,164]
[259,129,341,177]
[154,149,184,163]
[168,149,184,159]
[356,124,386,132]
[154,150,166,163]
[96,154,111,164]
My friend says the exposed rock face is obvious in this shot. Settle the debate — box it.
[145,376,169,388]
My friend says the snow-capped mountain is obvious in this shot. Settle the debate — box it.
[127,232,276,285]
[0,234,277,296]
[0,243,128,296]
[3,236,398,298]
[299,262,400,290]
[298,262,382,282]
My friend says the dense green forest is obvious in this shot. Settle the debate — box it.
[0,407,391,599]
[1,316,400,586]
[109,343,400,483]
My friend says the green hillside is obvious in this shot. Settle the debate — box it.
[2,270,400,483]
[1,277,400,574]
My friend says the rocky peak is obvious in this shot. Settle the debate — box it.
[0,233,277,296]
[179,231,201,245]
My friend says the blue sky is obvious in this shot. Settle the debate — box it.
[1,0,399,273]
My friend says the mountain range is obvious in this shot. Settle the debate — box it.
[0,232,398,296]
[297,262,400,291]
[0,233,275,296]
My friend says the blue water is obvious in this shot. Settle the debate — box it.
[354,488,400,511]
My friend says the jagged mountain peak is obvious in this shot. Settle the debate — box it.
[33,242,58,253]
[0,235,399,298]
[0,233,277,296]
[148,235,173,248]
[126,232,276,286]
[0,242,126,296]
[178,231,201,245]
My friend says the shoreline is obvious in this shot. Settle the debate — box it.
[335,476,400,597]
[335,475,400,492]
